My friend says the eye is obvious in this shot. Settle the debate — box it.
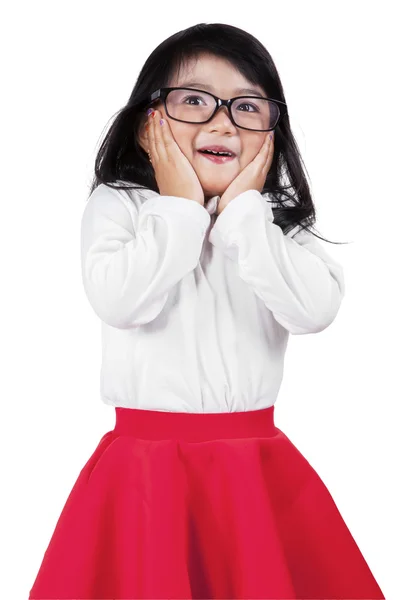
[182,95,206,105]
[237,102,259,113]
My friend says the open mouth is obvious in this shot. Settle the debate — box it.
[198,150,236,163]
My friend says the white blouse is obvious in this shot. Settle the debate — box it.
[80,182,345,413]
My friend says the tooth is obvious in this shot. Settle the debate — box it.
[201,149,232,156]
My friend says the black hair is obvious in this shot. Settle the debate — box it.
[88,22,348,245]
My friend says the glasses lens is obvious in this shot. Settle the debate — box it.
[166,89,279,130]
[232,96,279,130]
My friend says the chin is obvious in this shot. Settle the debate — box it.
[198,176,235,198]
[203,187,224,199]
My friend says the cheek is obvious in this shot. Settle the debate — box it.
[242,143,262,166]
[238,152,253,168]
[168,122,193,146]
[237,136,262,166]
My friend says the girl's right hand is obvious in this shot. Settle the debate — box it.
[146,109,205,207]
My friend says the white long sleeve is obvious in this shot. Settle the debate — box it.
[209,189,345,335]
[80,184,210,328]
[80,182,346,413]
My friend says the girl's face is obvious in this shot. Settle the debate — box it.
[138,53,270,201]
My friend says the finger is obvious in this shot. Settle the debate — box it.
[147,109,159,163]
[269,133,275,155]
[264,135,274,170]
[157,112,175,162]
[254,132,272,163]
[264,132,274,154]
[159,114,182,162]
[256,134,272,172]
[152,109,168,163]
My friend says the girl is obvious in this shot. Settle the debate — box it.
[29,22,385,600]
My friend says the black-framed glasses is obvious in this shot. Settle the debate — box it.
[144,87,287,132]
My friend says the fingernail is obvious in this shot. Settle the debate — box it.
[147,108,154,116]
[159,119,164,126]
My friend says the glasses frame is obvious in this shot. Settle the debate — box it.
[145,87,287,132]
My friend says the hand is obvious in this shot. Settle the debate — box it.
[146,109,204,206]
[216,132,275,215]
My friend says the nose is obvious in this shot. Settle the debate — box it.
[210,104,235,128]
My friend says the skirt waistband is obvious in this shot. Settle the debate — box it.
[113,405,277,442]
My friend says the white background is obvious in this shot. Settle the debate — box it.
[1,1,398,598]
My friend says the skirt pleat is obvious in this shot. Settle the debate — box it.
[29,405,385,599]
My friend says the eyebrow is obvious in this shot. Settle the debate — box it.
[177,81,265,97]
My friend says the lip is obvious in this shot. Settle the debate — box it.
[197,145,237,155]
[198,151,236,164]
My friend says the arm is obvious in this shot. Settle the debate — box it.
[209,189,345,335]
[81,185,210,329]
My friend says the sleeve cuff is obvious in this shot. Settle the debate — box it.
[140,195,211,236]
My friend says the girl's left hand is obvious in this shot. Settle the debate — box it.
[217,131,275,215]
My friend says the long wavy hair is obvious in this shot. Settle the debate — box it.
[88,22,348,245]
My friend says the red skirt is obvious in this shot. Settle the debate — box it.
[29,405,385,599]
